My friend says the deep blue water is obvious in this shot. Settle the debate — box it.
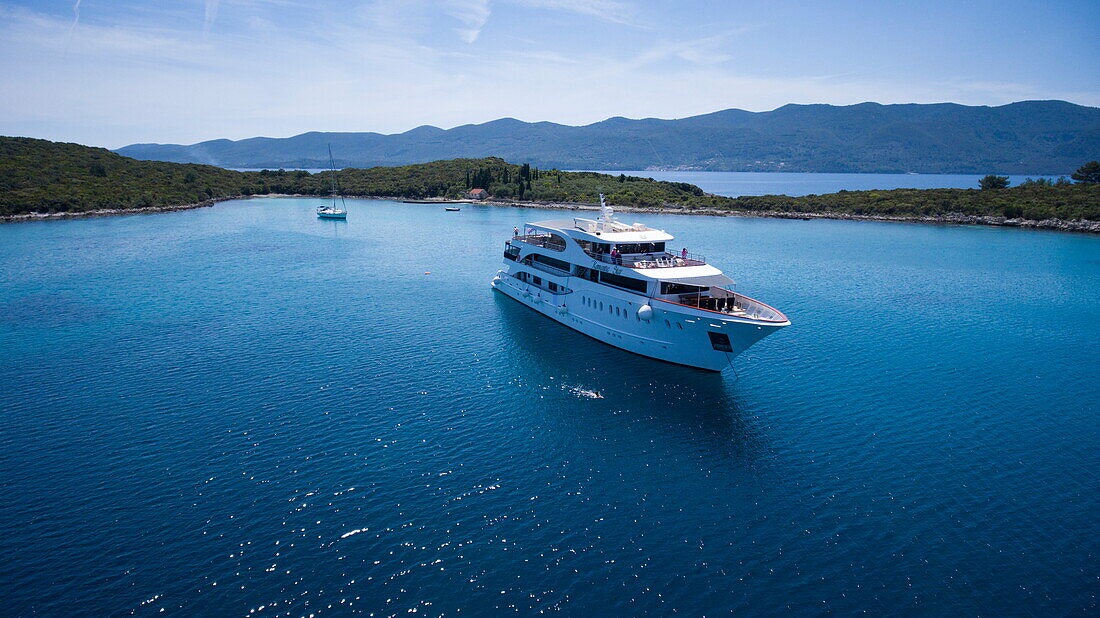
[1,198,1097,616]
[583,170,1064,197]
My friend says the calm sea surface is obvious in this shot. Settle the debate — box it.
[583,171,1063,197]
[1,199,1097,615]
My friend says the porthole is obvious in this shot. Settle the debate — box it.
[664,319,671,328]
[677,323,683,330]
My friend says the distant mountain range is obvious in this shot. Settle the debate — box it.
[115,101,1100,174]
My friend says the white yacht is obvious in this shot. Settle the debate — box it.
[491,197,789,371]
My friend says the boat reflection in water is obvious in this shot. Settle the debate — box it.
[493,293,768,462]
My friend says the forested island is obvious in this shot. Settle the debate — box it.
[3,137,1098,231]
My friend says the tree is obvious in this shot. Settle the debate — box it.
[979,174,1009,190]
[1071,160,1100,183]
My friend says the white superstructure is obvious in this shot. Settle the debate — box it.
[490,197,789,371]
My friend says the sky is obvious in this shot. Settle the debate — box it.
[1,0,1097,149]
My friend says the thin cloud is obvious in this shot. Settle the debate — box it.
[623,26,762,70]
[65,0,81,52]
[444,0,491,43]
[507,0,634,26]
[204,0,220,37]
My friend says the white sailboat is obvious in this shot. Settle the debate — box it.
[317,145,348,220]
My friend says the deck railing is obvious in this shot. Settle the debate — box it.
[514,234,566,252]
[587,251,706,268]
[665,287,787,322]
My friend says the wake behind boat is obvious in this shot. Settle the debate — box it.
[317,145,348,220]
[491,195,789,371]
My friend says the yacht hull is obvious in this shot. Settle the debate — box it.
[491,273,783,372]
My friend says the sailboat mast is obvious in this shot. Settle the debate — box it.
[328,144,338,208]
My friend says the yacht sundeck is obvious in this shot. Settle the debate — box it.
[490,196,789,371]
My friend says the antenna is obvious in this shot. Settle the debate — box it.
[598,193,614,231]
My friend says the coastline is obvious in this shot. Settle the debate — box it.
[0,195,253,223]
[3,193,1098,234]
[481,199,1100,233]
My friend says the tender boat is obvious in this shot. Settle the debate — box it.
[317,145,348,220]
[445,207,461,212]
[491,196,789,371]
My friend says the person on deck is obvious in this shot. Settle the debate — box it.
[681,247,688,259]
[513,226,519,237]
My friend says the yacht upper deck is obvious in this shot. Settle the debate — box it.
[528,218,675,243]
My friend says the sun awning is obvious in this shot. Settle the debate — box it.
[658,274,735,288]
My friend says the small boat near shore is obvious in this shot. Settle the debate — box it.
[445,207,461,212]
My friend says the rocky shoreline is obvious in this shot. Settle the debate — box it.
[0,195,253,223]
[3,194,1098,233]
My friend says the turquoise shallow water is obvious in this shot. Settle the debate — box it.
[1,198,1097,615]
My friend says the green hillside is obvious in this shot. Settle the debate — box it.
[0,138,716,215]
[2,136,1097,224]
[0,137,265,215]
[723,182,1100,223]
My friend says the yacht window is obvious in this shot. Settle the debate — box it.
[532,253,571,272]
[599,271,648,293]
[533,276,542,285]
[616,242,666,254]
[573,265,599,282]
[708,331,733,352]
[661,282,710,295]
